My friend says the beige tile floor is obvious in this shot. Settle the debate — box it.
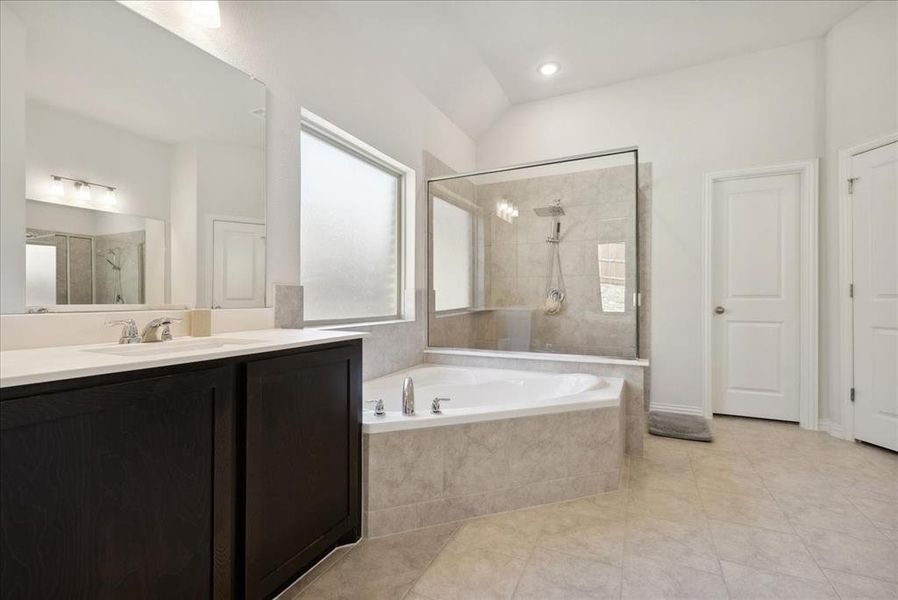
[287,416,898,599]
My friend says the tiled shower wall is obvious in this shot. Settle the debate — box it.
[429,161,652,361]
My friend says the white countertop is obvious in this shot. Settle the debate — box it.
[0,328,367,389]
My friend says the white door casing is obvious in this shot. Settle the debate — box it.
[212,220,266,309]
[850,141,898,451]
[702,161,818,428]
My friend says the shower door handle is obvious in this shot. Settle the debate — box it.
[714,306,726,315]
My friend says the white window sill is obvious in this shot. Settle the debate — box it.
[318,317,415,330]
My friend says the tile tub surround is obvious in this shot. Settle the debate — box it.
[424,349,648,455]
[362,406,624,538]
[274,283,304,328]
[291,416,898,600]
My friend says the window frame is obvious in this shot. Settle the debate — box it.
[432,194,476,314]
[299,109,416,326]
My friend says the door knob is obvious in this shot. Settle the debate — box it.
[714,306,725,315]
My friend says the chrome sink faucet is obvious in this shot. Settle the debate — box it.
[402,376,415,415]
[107,319,140,344]
[140,317,183,342]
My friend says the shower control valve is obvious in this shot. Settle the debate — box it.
[431,397,451,414]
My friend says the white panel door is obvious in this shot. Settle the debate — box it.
[212,220,266,309]
[712,174,800,421]
[852,141,898,451]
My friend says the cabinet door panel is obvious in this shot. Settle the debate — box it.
[245,342,361,599]
[0,367,235,600]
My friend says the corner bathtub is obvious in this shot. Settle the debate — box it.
[361,365,625,537]
[362,365,623,433]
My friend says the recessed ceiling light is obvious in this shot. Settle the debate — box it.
[538,62,560,77]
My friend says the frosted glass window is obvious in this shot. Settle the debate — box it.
[433,197,473,311]
[25,243,57,307]
[301,129,401,322]
[598,242,626,313]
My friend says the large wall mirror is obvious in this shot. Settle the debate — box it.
[1,1,266,314]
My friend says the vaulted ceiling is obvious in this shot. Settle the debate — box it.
[330,0,865,138]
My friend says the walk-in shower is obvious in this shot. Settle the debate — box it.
[427,147,647,359]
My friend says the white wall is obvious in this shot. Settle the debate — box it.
[822,1,897,429]
[477,40,824,414]
[122,1,477,378]
[25,101,173,221]
[0,3,27,313]
[169,144,198,307]
[195,142,265,306]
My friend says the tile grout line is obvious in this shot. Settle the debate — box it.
[756,444,843,598]
[400,522,466,600]
[687,441,734,600]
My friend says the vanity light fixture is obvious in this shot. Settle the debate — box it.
[538,62,560,77]
[49,176,64,196]
[50,175,117,205]
[74,181,91,201]
[191,0,221,28]
[103,186,117,206]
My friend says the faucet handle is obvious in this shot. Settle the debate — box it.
[431,397,451,414]
[141,316,183,342]
[365,398,385,416]
[106,319,140,344]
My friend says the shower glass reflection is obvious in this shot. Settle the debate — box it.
[427,149,643,359]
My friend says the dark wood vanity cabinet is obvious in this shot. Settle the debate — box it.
[244,344,362,599]
[0,366,237,600]
[0,339,362,600]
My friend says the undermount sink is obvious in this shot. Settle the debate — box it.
[85,338,262,357]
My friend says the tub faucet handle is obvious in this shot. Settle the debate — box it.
[366,398,385,416]
[431,397,451,414]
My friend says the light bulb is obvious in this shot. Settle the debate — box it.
[191,0,221,28]
[75,181,91,201]
[103,187,117,206]
[538,62,560,77]
[49,176,64,196]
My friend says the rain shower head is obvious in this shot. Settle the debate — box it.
[533,202,565,217]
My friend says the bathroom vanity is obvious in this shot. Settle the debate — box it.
[0,330,363,600]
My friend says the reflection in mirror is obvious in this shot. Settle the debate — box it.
[24,201,165,310]
[598,242,626,313]
[432,196,477,312]
[0,1,266,313]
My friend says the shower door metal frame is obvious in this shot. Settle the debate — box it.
[426,146,642,359]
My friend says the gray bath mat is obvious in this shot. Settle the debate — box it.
[648,411,713,442]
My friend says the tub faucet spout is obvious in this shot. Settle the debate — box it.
[402,376,415,415]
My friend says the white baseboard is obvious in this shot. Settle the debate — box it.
[818,418,850,440]
[649,402,705,417]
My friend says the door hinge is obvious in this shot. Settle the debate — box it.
[848,177,860,195]
[850,387,855,403]
[849,283,854,298]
